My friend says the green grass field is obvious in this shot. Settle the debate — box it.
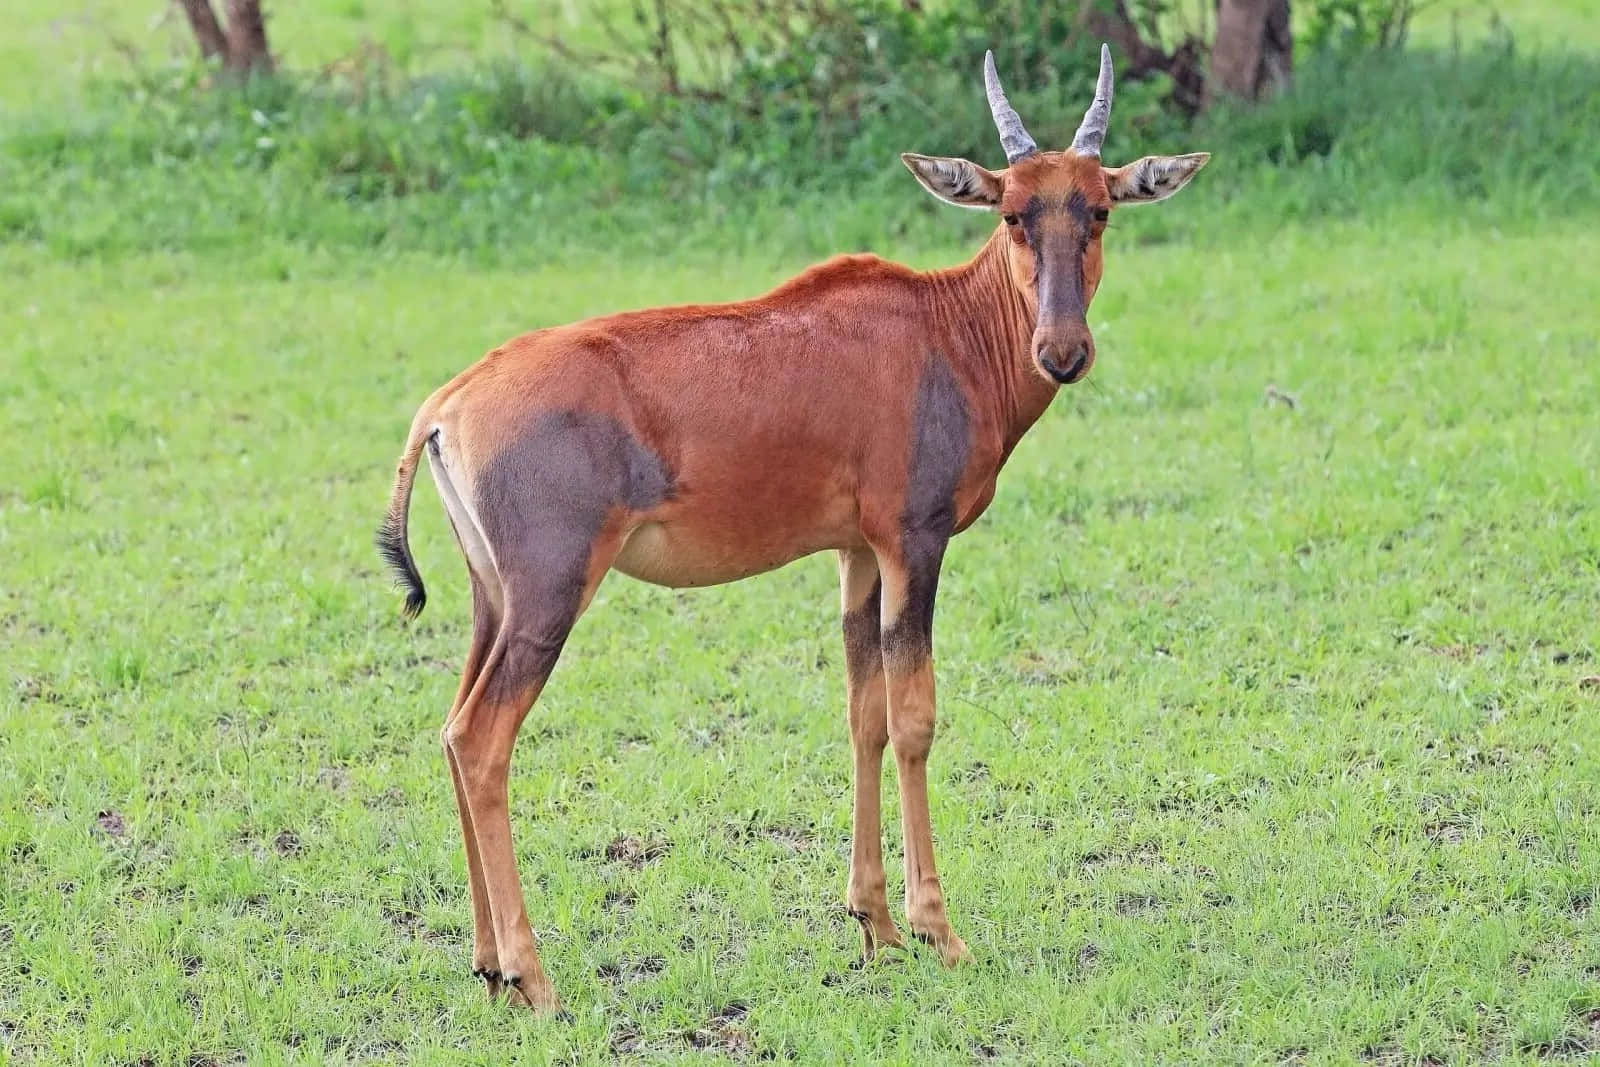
[4,1,1600,1064]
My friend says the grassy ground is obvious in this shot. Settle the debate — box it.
[5,213,1599,1063]
[4,0,1600,1064]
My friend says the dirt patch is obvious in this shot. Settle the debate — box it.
[1424,814,1473,844]
[1358,1045,1442,1067]
[1080,841,1162,874]
[726,820,816,853]
[94,810,126,840]
[1427,643,1488,661]
[597,955,666,987]
[365,786,406,809]
[1456,746,1512,772]
[1114,893,1163,916]
[14,676,58,704]
[683,1002,753,1059]
[315,766,350,793]
[603,889,638,914]
[1153,780,1259,815]
[613,732,653,753]
[350,1040,404,1060]
[1579,675,1600,693]
[955,761,990,782]
[1521,1009,1600,1059]
[1008,649,1077,686]
[381,904,425,939]
[602,835,672,869]
[273,830,302,858]
[610,1023,647,1055]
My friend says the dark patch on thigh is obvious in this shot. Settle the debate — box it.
[842,577,883,684]
[473,411,671,637]
[884,355,968,668]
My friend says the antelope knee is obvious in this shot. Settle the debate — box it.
[888,705,936,758]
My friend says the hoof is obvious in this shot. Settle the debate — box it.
[473,966,506,998]
[847,907,906,961]
[913,928,972,967]
[503,973,564,1015]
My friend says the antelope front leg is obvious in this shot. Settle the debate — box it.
[838,548,905,959]
[877,539,970,967]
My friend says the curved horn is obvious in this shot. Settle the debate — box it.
[1070,44,1115,157]
[983,50,1038,164]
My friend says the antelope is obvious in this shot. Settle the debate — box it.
[377,45,1207,1011]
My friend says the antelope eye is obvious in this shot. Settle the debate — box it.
[1092,208,1110,223]
[1002,214,1019,226]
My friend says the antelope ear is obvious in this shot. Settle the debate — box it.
[901,153,1005,210]
[1105,152,1210,205]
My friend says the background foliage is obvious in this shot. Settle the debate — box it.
[2,0,1593,263]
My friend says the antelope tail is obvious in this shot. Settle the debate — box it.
[374,408,439,620]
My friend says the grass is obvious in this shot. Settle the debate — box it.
[4,212,1599,1063]
[4,0,1600,1062]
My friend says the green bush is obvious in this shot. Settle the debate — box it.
[0,8,1594,265]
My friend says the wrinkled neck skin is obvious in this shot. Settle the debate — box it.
[921,227,1058,459]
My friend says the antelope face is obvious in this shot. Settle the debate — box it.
[903,46,1210,386]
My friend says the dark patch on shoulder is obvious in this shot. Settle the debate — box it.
[884,355,969,667]
[905,355,969,531]
[842,577,883,683]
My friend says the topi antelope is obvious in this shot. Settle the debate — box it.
[378,45,1207,1011]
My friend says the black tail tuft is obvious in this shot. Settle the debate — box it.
[375,512,426,619]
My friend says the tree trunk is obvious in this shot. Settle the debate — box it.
[223,0,274,75]
[176,0,229,61]
[176,0,273,76]
[1209,0,1291,102]
[1078,0,1210,117]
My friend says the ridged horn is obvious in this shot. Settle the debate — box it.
[983,49,1038,164]
[1070,44,1115,157]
